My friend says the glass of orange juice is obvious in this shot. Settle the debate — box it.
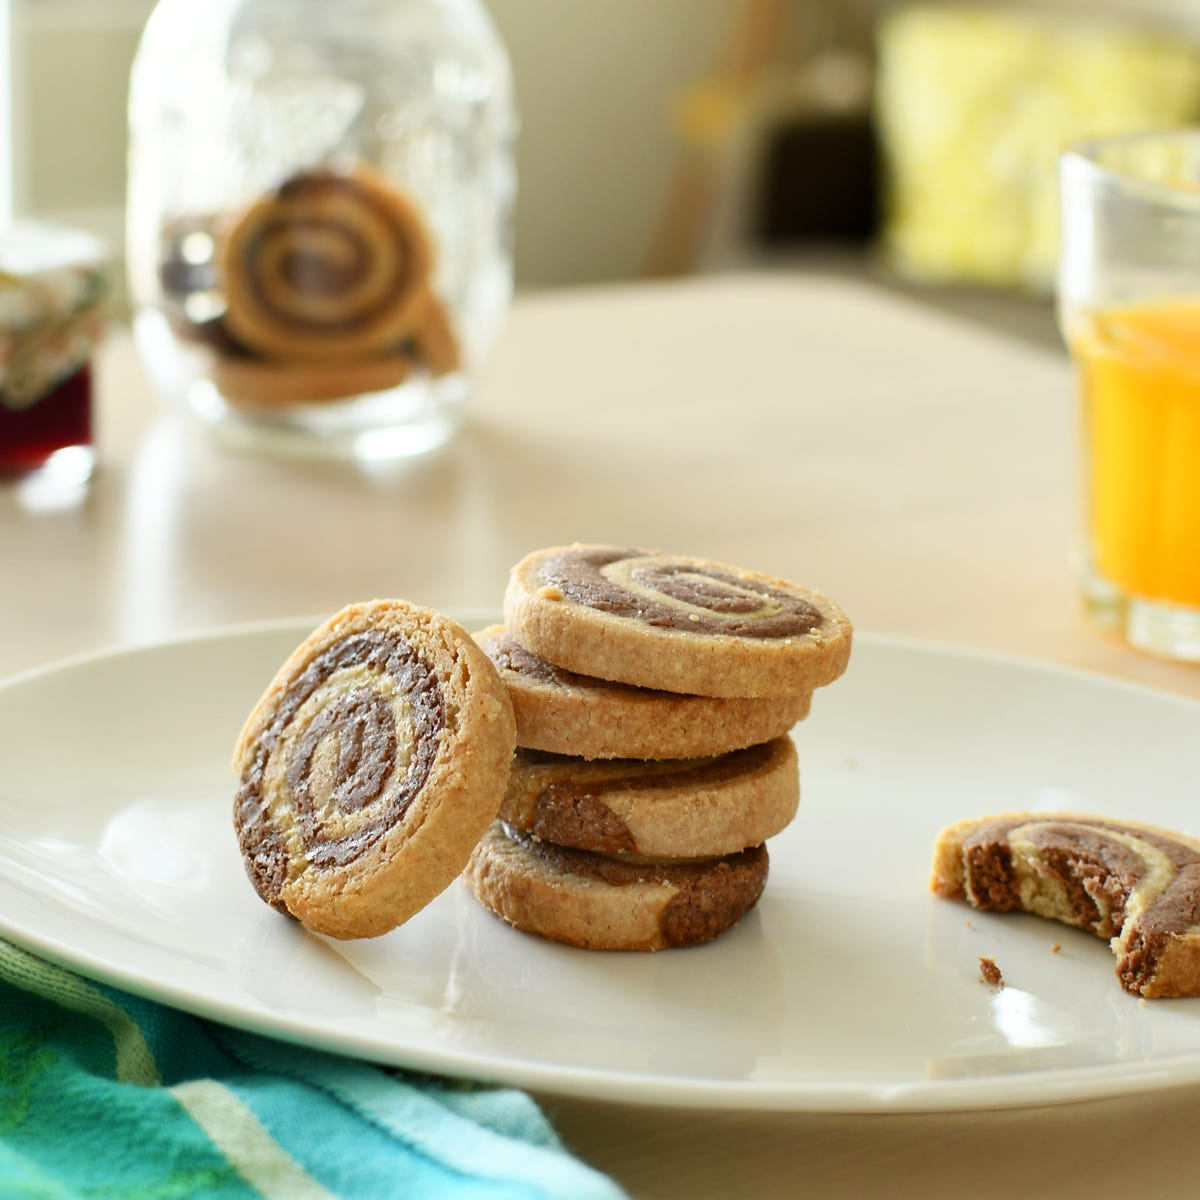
[1059,130,1200,661]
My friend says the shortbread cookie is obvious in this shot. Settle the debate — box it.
[503,544,852,698]
[464,822,768,951]
[500,738,798,859]
[211,351,413,409]
[932,813,1200,998]
[219,165,434,362]
[411,292,461,377]
[233,600,516,939]
[474,625,811,759]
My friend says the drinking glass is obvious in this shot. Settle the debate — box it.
[1059,129,1200,661]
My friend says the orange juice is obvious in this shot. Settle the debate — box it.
[1069,300,1200,607]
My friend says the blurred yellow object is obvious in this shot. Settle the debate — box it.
[672,77,751,150]
[876,5,1200,289]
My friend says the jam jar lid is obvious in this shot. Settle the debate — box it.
[0,221,109,411]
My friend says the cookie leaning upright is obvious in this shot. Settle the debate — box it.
[503,544,852,698]
[233,600,516,940]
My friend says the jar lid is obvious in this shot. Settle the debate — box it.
[0,221,108,330]
[0,222,108,410]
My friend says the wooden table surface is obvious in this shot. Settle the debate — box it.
[3,274,1199,1197]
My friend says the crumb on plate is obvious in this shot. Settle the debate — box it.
[979,956,1004,989]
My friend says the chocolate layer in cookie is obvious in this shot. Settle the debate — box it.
[932,813,1200,998]
[464,821,769,951]
[500,738,799,858]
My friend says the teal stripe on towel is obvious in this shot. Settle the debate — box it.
[0,940,626,1200]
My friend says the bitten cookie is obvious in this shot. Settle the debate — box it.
[233,600,516,939]
[474,625,811,759]
[932,812,1200,998]
[503,544,852,698]
[464,822,769,951]
[500,738,799,859]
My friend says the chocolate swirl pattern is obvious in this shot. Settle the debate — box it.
[504,544,853,698]
[244,634,439,867]
[931,813,1200,998]
[233,601,516,939]
[559,547,819,638]
[219,165,435,363]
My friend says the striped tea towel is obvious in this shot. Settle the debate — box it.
[0,939,626,1199]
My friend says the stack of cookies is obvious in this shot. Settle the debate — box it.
[464,544,853,951]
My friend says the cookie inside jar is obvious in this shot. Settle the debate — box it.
[128,0,515,461]
[157,164,460,412]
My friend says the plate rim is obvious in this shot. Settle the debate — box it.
[5,616,1198,719]
[2,618,1200,1114]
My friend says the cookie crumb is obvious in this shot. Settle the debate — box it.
[979,956,1004,988]
[536,585,565,602]
[1050,943,1062,954]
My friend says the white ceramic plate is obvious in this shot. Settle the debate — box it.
[2,618,1199,1113]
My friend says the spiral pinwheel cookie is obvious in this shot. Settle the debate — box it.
[218,164,435,363]
[503,545,852,699]
[464,822,769,951]
[232,600,516,940]
[474,625,811,759]
[499,738,798,859]
[931,813,1200,998]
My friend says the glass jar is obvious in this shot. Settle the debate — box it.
[128,0,515,461]
[0,222,107,488]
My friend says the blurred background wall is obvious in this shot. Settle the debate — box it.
[9,0,1200,309]
[8,0,735,291]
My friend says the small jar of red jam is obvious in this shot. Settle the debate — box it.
[0,223,108,482]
